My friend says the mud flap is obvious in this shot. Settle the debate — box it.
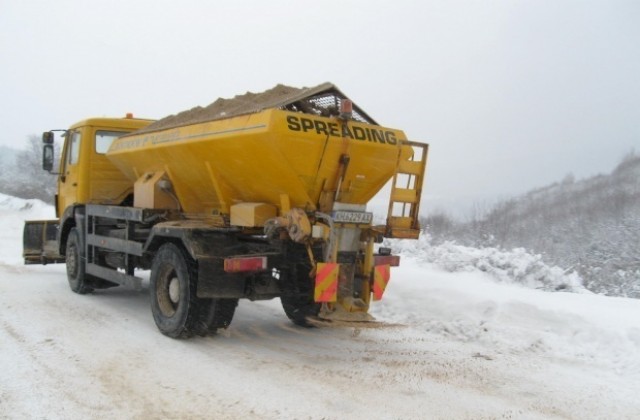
[196,256,246,298]
[23,220,65,265]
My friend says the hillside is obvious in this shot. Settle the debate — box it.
[431,152,640,298]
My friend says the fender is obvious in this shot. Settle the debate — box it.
[143,222,281,299]
[58,204,85,255]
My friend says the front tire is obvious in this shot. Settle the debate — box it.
[66,227,94,294]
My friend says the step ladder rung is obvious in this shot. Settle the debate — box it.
[385,140,429,239]
[398,160,424,175]
[385,228,421,240]
[391,188,418,203]
[387,216,414,229]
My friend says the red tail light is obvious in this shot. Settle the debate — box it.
[224,256,268,273]
[374,255,400,267]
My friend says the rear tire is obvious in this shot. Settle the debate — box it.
[281,294,320,327]
[150,243,237,338]
[150,243,199,338]
[65,227,94,294]
[281,261,320,327]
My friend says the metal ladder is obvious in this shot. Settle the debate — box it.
[385,141,429,239]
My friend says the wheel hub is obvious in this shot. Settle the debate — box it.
[66,246,76,276]
[168,277,180,304]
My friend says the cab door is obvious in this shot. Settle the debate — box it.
[57,130,83,216]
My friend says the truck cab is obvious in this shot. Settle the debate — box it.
[47,115,154,216]
[25,115,154,264]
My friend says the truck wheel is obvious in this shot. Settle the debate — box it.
[65,227,94,294]
[281,263,321,327]
[150,243,203,338]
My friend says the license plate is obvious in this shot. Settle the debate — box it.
[332,210,373,224]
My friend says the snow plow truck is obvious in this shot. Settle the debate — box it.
[23,83,428,338]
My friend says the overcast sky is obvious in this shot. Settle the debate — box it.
[1,0,638,217]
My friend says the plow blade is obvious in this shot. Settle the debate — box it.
[23,220,64,265]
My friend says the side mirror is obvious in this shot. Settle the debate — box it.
[43,144,54,172]
[42,131,54,144]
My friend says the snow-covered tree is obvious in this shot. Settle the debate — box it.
[0,135,58,202]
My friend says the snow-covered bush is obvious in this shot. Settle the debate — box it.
[418,151,640,298]
[387,235,586,293]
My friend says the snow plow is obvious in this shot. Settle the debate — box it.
[23,83,428,337]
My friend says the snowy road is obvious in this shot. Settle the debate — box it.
[1,196,640,419]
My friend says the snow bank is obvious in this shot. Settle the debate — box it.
[0,193,55,265]
[386,234,585,293]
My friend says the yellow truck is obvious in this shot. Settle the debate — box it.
[23,83,428,338]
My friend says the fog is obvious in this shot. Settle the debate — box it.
[1,0,638,216]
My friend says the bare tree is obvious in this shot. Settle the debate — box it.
[0,135,58,202]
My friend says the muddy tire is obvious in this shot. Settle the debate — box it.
[281,295,320,327]
[281,261,321,327]
[150,243,199,338]
[150,243,237,338]
[65,227,94,295]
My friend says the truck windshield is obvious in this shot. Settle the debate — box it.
[96,130,127,154]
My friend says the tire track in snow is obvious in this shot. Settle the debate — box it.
[2,265,640,419]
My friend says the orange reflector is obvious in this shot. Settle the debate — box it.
[224,256,267,273]
[340,99,353,114]
[314,263,339,302]
[374,254,400,267]
[372,265,391,301]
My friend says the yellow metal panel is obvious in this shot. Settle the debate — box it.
[205,161,230,214]
[133,171,176,210]
[107,109,413,217]
[230,202,277,227]
[279,194,291,214]
[398,160,423,175]
[386,228,420,240]
[390,188,418,203]
[388,216,413,228]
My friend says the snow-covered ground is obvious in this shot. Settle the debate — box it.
[1,194,639,419]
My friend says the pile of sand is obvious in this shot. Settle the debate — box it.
[135,83,335,135]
